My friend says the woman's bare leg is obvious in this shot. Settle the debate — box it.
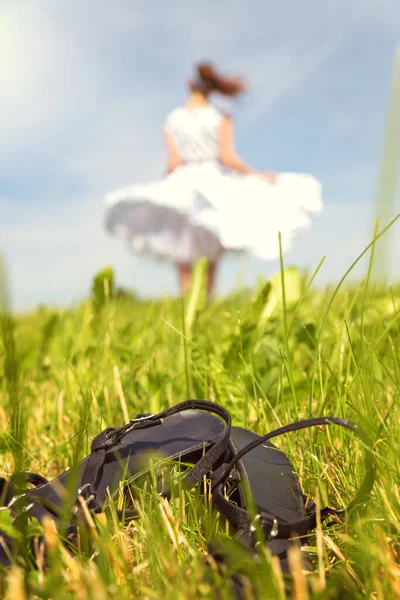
[178,261,218,297]
[207,261,218,297]
[177,263,192,295]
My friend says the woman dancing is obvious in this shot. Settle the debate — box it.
[105,62,322,296]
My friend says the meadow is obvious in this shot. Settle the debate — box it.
[1,245,400,599]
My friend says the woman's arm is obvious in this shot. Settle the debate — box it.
[164,129,181,174]
[219,115,276,181]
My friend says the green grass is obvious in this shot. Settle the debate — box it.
[1,251,400,599]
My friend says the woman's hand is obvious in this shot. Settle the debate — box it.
[261,171,278,183]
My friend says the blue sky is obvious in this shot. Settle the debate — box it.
[1,0,399,310]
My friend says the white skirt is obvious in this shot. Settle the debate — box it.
[104,161,322,264]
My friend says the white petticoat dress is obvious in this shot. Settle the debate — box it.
[105,105,322,264]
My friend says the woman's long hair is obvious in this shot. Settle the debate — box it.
[194,63,245,97]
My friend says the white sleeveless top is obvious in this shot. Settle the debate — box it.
[165,105,223,163]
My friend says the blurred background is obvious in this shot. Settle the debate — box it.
[1,0,399,311]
